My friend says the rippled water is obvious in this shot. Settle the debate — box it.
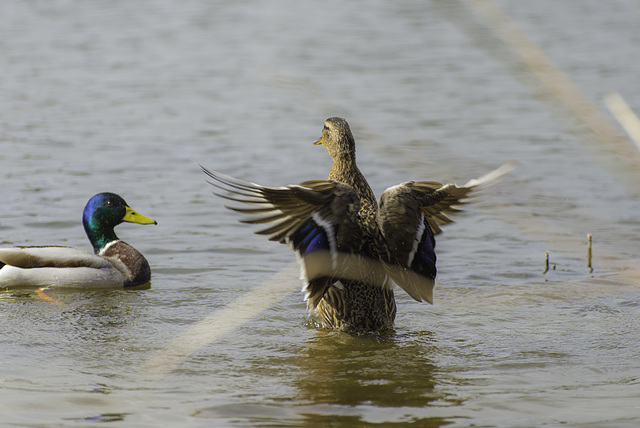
[2,0,640,426]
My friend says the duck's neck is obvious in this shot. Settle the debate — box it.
[328,152,357,183]
[83,219,119,254]
[328,153,378,215]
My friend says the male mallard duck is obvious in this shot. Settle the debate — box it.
[202,117,514,330]
[0,192,157,289]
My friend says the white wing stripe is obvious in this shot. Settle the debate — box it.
[406,213,425,266]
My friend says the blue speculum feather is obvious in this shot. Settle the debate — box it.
[412,222,437,280]
[305,231,329,255]
[292,221,330,255]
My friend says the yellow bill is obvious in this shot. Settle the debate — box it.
[123,206,157,225]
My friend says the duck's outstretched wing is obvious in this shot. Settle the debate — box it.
[0,246,124,288]
[201,166,364,308]
[378,162,517,304]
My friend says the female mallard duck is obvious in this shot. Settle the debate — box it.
[202,117,514,330]
[0,192,157,289]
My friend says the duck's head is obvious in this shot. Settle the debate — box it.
[314,117,356,160]
[82,192,156,253]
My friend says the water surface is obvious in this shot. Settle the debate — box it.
[1,1,639,426]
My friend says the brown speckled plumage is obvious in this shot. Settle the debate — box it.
[314,117,396,330]
[202,118,514,331]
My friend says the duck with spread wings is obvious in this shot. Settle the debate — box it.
[202,117,514,331]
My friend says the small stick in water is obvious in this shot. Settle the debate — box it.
[587,234,593,273]
[543,251,550,274]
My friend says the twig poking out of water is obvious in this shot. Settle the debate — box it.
[587,234,593,273]
[543,251,550,274]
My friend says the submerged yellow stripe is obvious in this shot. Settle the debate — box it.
[141,263,299,379]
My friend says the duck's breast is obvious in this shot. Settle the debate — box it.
[100,241,151,286]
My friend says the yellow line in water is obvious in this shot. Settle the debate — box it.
[141,263,299,379]
[604,91,640,150]
[466,0,640,176]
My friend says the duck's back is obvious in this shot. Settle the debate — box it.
[321,158,397,330]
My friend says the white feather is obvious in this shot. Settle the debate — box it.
[406,213,425,266]
[310,212,338,269]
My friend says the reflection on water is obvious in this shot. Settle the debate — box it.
[295,330,455,426]
[297,331,440,407]
[197,328,458,427]
[66,412,129,423]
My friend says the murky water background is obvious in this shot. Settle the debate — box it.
[2,1,640,426]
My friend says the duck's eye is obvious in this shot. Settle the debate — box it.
[105,201,112,207]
